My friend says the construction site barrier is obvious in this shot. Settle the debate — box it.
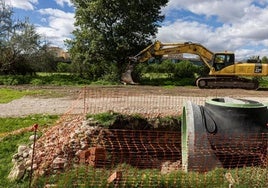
[9,87,267,187]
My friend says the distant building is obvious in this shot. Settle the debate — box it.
[47,46,70,60]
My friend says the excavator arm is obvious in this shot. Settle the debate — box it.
[133,41,214,67]
[121,41,215,84]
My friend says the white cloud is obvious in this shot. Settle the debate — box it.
[54,0,72,7]
[162,0,252,23]
[4,0,38,10]
[158,0,268,59]
[157,19,213,44]
[37,8,75,48]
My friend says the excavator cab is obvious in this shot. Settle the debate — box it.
[212,53,235,71]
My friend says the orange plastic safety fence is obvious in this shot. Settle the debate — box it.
[27,87,267,187]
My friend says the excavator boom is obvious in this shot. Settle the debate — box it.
[130,41,214,69]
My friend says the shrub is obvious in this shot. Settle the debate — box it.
[173,60,198,79]
[158,60,176,74]
[30,78,45,85]
[0,75,33,85]
[57,62,71,73]
[138,60,199,79]
[132,63,146,82]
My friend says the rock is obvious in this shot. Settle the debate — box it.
[29,134,38,141]
[52,157,67,169]
[82,120,90,126]
[161,161,181,175]
[17,156,24,162]
[87,117,94,121]
[8,163,26,181]
[12,153,20,160]
[75,150,82,156]
[84,130,92,136]
[45,143,55,148]
[44,184,57,188]
[107,171,122,184]
[153,119,160,129]
[70,132,76,138]
[18,145,28,154]
[26,163,37,171]
[25,159,32,168]
[75,129,82,134]
[22,151,29,158]
[80,142,88,150]
[28,150,33,157]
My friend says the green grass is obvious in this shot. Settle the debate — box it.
[0,133,33,188]
[140,73,196,86]
[140,73,268,89]
[32,164,268,187]
[0,114,58,135]
[0,115,58,188]
[0,88,45,103]
[259,77,268,88]
[0,74,115,86]
[86,112,120,127]
[34,73,92,86]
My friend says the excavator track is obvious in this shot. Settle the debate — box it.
[196,76,259,90]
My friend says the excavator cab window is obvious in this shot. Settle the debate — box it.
[213,54,234,71]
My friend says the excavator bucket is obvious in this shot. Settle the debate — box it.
[121,63,137,85]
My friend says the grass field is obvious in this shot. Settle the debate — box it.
[0,73,268,89]
[0,88,46,103]
[0,115,58,187]
[0,73,115,86]
[33,165,267,187]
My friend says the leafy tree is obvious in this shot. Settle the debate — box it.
[173,60,198,79]
[67,0,168,81]
[0,0,51,75]
[32,44,59,72]
[261,56,268,64]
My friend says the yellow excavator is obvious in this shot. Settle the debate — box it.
[121,41,268,89]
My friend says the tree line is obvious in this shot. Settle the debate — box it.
[0,0,168,82]
[1,0,267,84]
[0,0,61,75]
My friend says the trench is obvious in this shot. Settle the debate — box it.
[87,97,268,171]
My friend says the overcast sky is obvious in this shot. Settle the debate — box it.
[4,0,268,60]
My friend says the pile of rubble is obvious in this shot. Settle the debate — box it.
[8,143,36,181]
[8,115,110,180]
[8,114,182,181]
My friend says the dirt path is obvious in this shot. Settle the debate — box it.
[0,85,268,117]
